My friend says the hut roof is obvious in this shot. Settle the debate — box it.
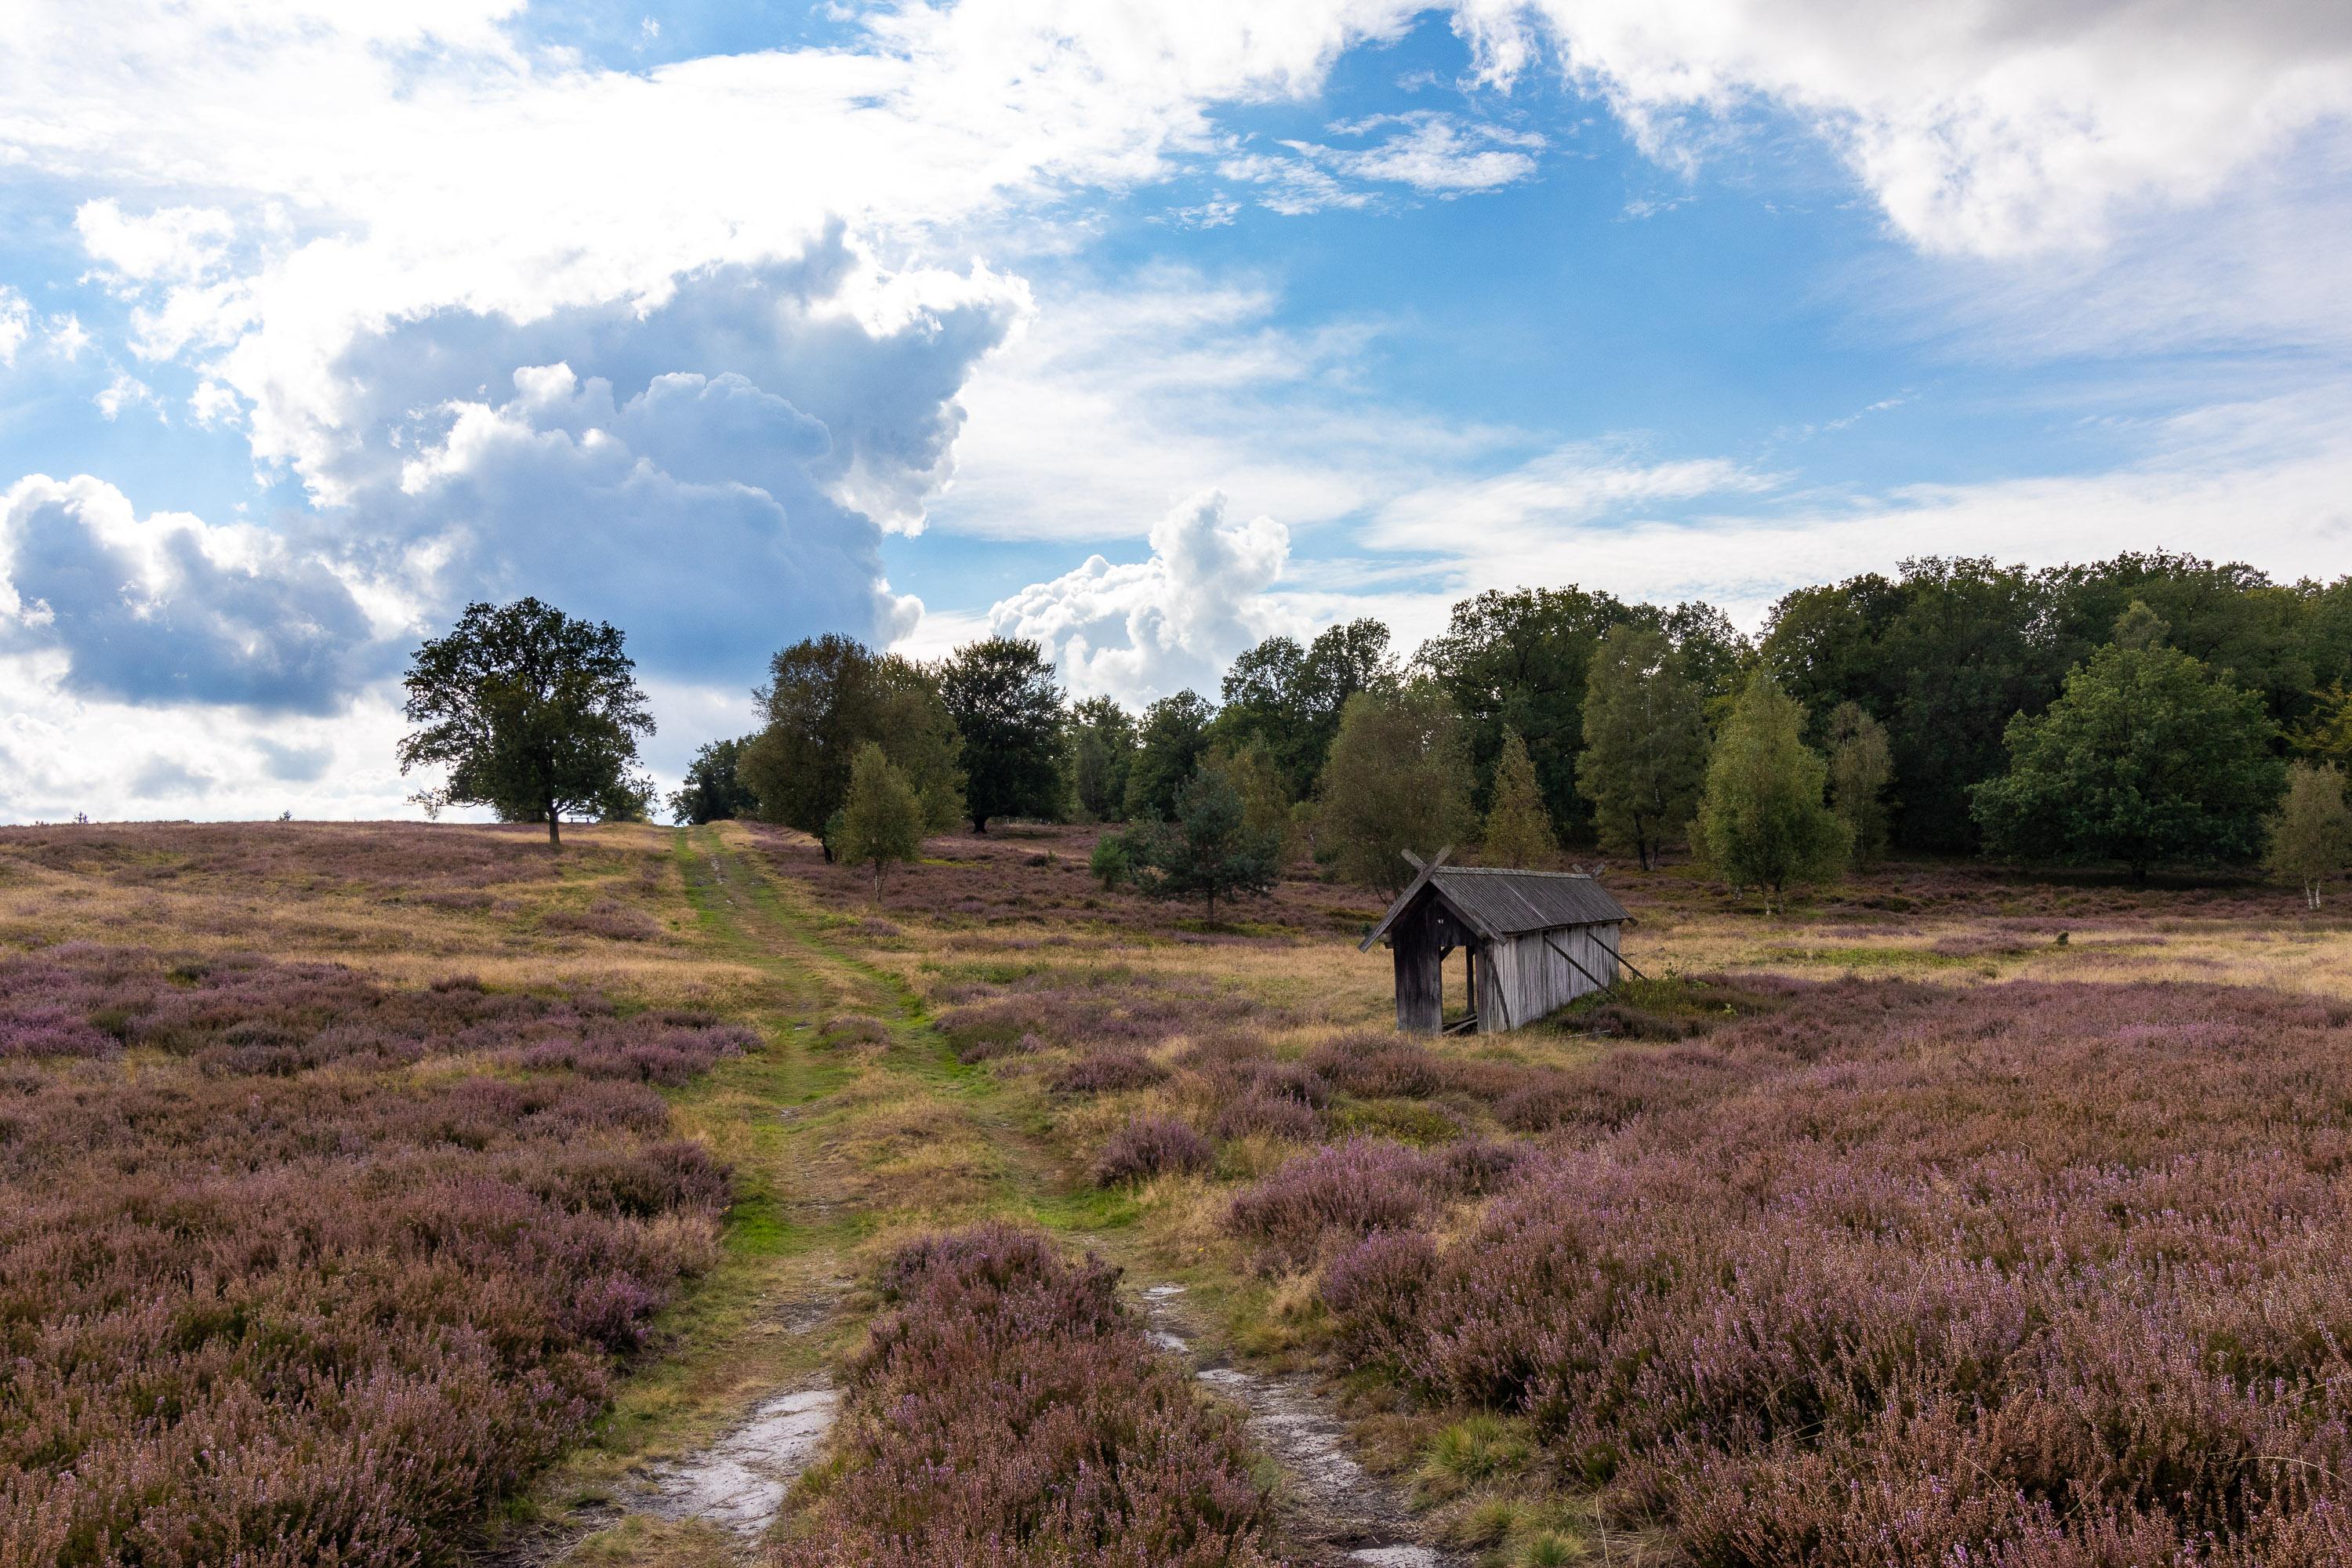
[1359,865,1631,952]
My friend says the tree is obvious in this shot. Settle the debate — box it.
[1695,671,1850,913]
[939,637,1066,833]
[2295,682,2352,764]
[1825,702,1895,867]
[1130,757,1280,922]
[739,636,963,858]
[1419,586,1639,843]
[1123,690,1214,822]
[1577,625,1709,870]
[1483,729,1559,867]
[1209,739,1294,866]
[1066,697,1138,822]
[1212,619,1398,801]
[837,742,927,901]
[1315,681,1475,895]
[397,597,654,851]
[1972,603,2285,881]
[668,737,758,825]
[2266,762,2352,909]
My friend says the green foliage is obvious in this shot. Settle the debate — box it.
[1972,603,2285,880]
[2266,761,2352,909]
[1065,696,1138,822]
[594,772,658,823]
[1315,681,1475,895]
[667,736,758,824]
[1418,586,1638,843]
[1576,624,1709,869]
[2294,681,2352,764]
[837,742,927,900]
[1763,553,2352,853]
[1087,831,1134,890]
[1824,701,1894,867]
[1695,671,1850,913]
[1123,689,1214,821]
[1212,619,1396,800]
[1210,739,1294,862]
[1128,757,1281,920]
[739,635,964,857]
[1421,588,1746,845]
[938,637,1066,833]
[1482,729,1558,868]
[395,597,654,850]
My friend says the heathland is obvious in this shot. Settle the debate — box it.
[5,818,2352,1567]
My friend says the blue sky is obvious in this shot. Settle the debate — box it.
[2,2,2348,820]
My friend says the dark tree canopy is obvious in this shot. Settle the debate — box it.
[1128,756,1281,922]
[739,635,964,857]
[1765,554,2352,854]
[1972,604,2285,880]
[1213,618,1397,801]
[397,597,654,850]
[938,637,1066,833]
[668,737,759,825]
[1065,696,1138,822]
[1124,690,1215,822]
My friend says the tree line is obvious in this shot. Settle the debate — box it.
[396,549,2352,908]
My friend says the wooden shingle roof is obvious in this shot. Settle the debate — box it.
[1359,864,1630,952]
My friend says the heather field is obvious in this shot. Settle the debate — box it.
[7,819,2352,1567]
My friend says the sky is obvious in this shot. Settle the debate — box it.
[1,1,2348,822]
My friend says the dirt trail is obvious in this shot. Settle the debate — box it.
[1142,1284,1454,1568]
[550,827,1444,1565]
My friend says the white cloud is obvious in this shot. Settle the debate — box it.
[939,267,1518,544]
[1473,0,2352,257]
[986,488,1290,702]
[0,289,27,365]
[0,474,376,712]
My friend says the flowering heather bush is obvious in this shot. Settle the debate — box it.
[1304,1033,1453,1099]
[1093,1115,1214,1185]
[543,898,665,942]
[1051,1051,1171,1094]
[0,820,619,896]
[1225,1138,1441,1270]
[0,945,735,1568]
[774,1224,1284,1566]
[0,943,749,1082]
[1320,977,2352,1563]
[1210,1092,1325,1144]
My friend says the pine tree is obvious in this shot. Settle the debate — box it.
[1696,671,1850,914]
[1577,624,1709,869]
[2266,761,2352,909]
[837,742,926,902]
[1825,702,1895,868]
[1482,729,1559,867]
[1131,757,1281,922]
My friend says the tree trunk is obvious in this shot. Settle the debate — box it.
[873,859,883,902]
[973,814,989,834]
[1206,887,1216,924]
[546,805,561,851]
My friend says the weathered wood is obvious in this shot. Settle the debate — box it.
[1590,928,1647,982]
[1543,931,1611,995]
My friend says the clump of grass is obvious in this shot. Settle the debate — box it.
[1414,1415,1533,1504]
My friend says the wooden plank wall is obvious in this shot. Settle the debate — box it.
[1474,920,1621,1033]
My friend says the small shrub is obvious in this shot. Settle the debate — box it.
[1089,833,1134,890]
[1092,1115,1213,1186]
[1211,1093,1324,1142]
[779,1222,1283,1566]
[1051,1052,1170,1094]
[1319,1229,1438,1363]
[1225,1139,1439,1269]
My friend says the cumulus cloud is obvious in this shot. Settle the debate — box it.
[0,475,374,713]
[1472,0,2352,256]
[986,489,1290,703]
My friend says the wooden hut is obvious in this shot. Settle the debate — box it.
[1359,851,1633,1034]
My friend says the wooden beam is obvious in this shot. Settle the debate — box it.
[1588,930,1649,982]
[1543,932,1612,996]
